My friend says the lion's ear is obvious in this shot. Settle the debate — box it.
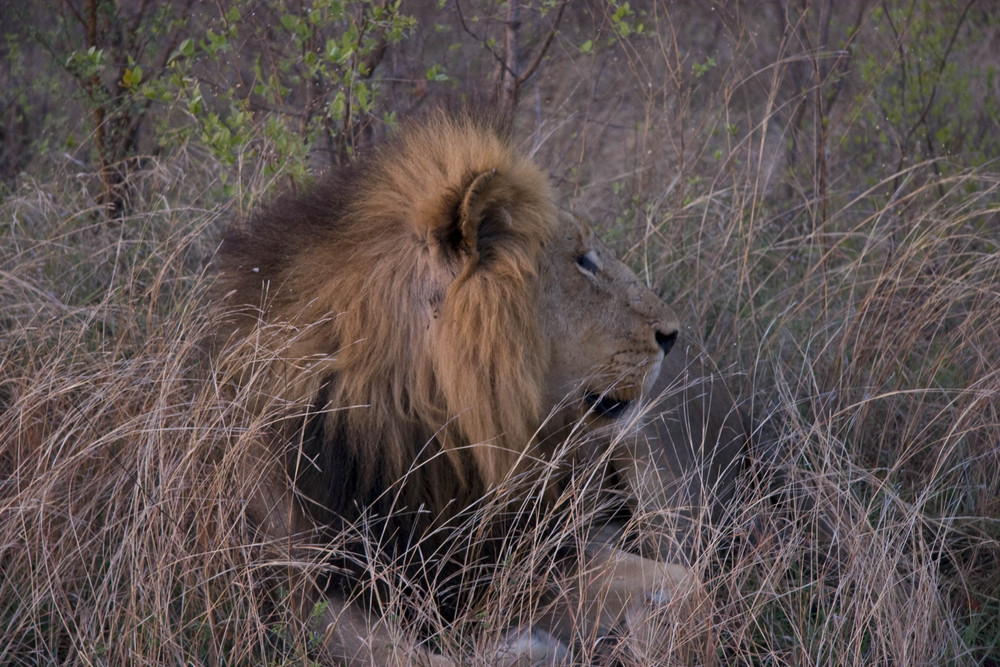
[454,169,513,262]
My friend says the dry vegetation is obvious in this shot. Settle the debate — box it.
[2,1,999,665]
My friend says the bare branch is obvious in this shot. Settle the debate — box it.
[456,0,568,111]
[453,0,512,77]
[516,0,568,87]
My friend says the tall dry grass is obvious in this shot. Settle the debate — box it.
[3,145,997,665]
[3,14,1000,664]
[0,153,305,664]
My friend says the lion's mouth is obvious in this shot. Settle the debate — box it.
[584,393,633,420]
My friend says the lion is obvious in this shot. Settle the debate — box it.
[212,108,728,665]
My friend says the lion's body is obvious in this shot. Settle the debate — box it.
[212,108,733,664]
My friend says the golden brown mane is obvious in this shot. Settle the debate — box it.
[214,109,564,544]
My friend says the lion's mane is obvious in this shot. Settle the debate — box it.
[214,110,564,553]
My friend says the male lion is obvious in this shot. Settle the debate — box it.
[213,108,713,664]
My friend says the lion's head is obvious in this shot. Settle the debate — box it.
[538,211,678,422]
[213,108,678,536]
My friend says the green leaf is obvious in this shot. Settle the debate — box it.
[425,63,448,82]
[121,66,143,88]
[171,38,195,62]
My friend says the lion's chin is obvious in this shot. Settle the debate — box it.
[584,393,633,420]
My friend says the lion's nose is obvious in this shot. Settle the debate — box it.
[655,328,678,356]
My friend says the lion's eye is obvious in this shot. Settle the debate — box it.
[576,251,599,275]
